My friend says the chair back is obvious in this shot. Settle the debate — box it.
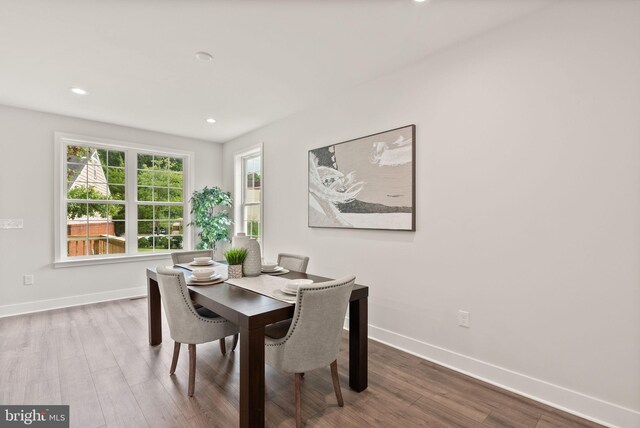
[156,266,226,344]
[269,275,355,373]
[171,250,214,265]
[277,253,310,273]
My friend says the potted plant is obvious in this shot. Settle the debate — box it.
[225,248,248,279]
[189,186,233,255]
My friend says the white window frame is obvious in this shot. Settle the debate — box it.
[54,132,195,268]
[234,145,263,244]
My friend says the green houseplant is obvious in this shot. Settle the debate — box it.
[224,248,248,279]
[189,186,233,252]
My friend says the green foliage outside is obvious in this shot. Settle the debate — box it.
[247,220,260,239]
[224,248,247,265]
[247,172,261,187]
[189,186,233,251]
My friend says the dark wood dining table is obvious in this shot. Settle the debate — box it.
[146,266,369,428]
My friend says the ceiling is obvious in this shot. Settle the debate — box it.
[0,0,554,143]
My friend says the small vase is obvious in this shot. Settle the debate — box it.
[228,264,242,279]
[232,233,262,277]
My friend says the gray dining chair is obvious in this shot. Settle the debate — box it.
[171,249,214,265]
[156,266,239,397]
[265,275,355,427]
[277,253,310,273]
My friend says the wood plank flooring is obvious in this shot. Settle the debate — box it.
[0,298,603,428]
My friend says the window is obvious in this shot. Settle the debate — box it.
[235,147,262,242]
[55,133,192,264]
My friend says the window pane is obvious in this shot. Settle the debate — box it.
[138,186,153,201]
[170,235,183,250]
[108,185,125,200]
[138,154,154,169]
[169,189,183,203]
[107,167,125,184]
[169,206,183,220]
[244,187,261,204]
[108,150,125,167]
[67,163,86,183]
[67,202,87,220]
[155,205,169,219]
[66,145,90,162]
[87,203,107,219]
[154,220,171,236]
[87,184,108,200]
[169,172,182,188]
[244,205,260,240]
[138,221,153,234]
[169,157,183,172]
[109,204,126,220]
[153,187,169,202]
[154,235,170,250]
[87,221,108,256]
[138,205,153,220]
[154,171,169,187]
[137,170,153,186]
[107,221,126,254]
[67,184,88,200]
[153,156,170,170]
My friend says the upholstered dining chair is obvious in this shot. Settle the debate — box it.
[277,253,310,273]
[156,267,239,397]
[171,249,214,265]
[265,275,355,427]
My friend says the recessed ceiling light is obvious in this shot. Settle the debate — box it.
[70,87,88,95]
[414,0,428,2]
[206,118,216,124]
[195,51,213,62]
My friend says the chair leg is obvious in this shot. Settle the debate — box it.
[294,373,303,428]
[219,338,227,355]
[170,341,181,375]
[330,360,344,407]
[231,333,239,351]
[188,344,196,397]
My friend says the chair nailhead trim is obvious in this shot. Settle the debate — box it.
[266,278,353,348]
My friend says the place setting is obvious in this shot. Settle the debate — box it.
[176,256,218,271]
[187,267,225,286]
[261,261,290,276]
[271,278,313,302]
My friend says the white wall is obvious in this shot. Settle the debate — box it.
[223,1,640,426]
[0,105,223,314]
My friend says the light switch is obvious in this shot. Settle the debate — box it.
[0,219,24,229]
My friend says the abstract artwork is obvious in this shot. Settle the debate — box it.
[308,125,415,231]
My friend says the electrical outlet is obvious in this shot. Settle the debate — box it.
[23,275,34,285]
[458,310,470,328]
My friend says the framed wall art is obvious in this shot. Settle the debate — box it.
[308,124,415,231]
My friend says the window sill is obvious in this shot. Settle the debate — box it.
[54,252,173,269]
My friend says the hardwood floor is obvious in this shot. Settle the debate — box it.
[0,298,602,428]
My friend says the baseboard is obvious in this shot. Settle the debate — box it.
[345,320,639,428]
[0,286,147,318]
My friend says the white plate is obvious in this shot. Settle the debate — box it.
[279,287,297,296]
[190,273,221,282]
[190,260,215,266]
[261,266,283,273]
[262,268,290,276]
[272,289,297,302]
[187,277,224,286]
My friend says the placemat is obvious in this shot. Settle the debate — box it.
[225,275,295,303]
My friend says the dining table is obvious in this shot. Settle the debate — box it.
[146,264,369,428]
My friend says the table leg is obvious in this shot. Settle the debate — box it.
[349,297,368,392]
[148,277,162,346]
[239,325,265,428]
